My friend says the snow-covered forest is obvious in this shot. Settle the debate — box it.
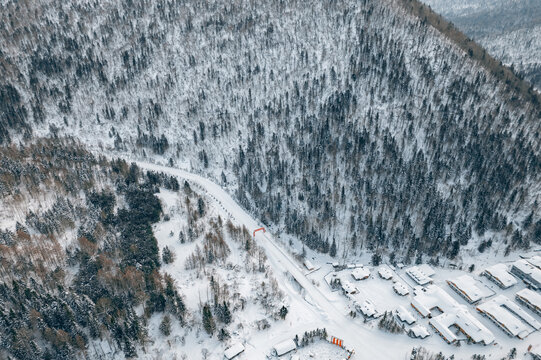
[1,0,541,358]
[421,0,541,90]
[1,0,539,263]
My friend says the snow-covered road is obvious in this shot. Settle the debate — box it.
[134,161,500,359]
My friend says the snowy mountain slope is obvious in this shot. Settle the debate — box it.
[422,0,541,90]
[1,0,540,262]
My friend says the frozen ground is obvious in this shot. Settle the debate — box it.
[134,160,541,360]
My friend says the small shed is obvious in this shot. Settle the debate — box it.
[224,343,245,360]
[304,259,315,271]
[273,339,297,357]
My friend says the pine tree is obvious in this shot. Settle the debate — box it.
[279,305,288,319]
[330,238,337,257]
[160,315,172,336]
[202,304,215,335]
[162,246,175,264]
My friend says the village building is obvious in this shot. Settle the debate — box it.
[483,264,517,289]
[378,266,393,280]
[411,285,494,345]
[396,305,416,325]
[393,282,409,296]
[273,339,297,357]
[526,256,541,269]
[351,267,370,281]
[356,299,382,318]
[405,265,434,286]
[446,275,485,304]
[511,259,541,290]
[224,343,245,360]
[303,259,315,271]
[341,280,358,295]
[516,288,541,317]
[408,324,430,339]
[476,295,541,339]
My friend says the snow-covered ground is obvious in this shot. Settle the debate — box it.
[132,160,541,360]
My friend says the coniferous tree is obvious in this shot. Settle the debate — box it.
[202,304,215,335]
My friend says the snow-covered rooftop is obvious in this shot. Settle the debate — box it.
[396,305,416,324]
[484,264,517,289]
[412,285,494,344]
[477,295,541,339]
[512,259,541,286]
[378,266,393,280]
[273,339,296,356]
[447,275,484,303]
[527,256,541,269]
[342,280,358,294]
[351,267,370,280]
[406,266,433,285]
[224,343,245,359]
[409,324,430,339]
[516,288,541,311]
[393,282,409,296]
[357,300,381,318]
[304,259,315,271]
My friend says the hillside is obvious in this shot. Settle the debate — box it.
[0,139,288,359]
[0,0,540,264]
[421,0,541,90]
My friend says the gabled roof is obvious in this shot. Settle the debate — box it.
[396,305,416,324]
[393,282,409,296]
[484,264,517,288]
[351,267,370,280]
[477,295,541,338]
[378,266,393,279]
[517,288,541,309]
[273,339,296,356]
[409,324,430,338]
[224,343,245,359]
[447,275,484,303]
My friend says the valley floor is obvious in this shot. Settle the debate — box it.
[135,160,541,360]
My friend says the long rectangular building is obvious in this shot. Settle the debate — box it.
[447,275,484,304]
[511,260,541,289]
[483,264,517,289]
[516,288,541,317]
[477,295,541,339]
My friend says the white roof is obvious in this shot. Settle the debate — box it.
[484,264,517,288]
[413,285,494,344]
[417,264,435,277]
[342,280,357,293]
[304,259,315,270]
[393,282,409,296]
[432,310,494,344]
[358,300,380,317]
[351,267,370,280]
[447,275,484,303]
[406,266,432,285]
[409,324,430,338]
[273,339,296,356]
[224,343,245,359]
[512,260,541,285]
[396,305,416,324]
[477,295,541,338]
[527,256,541,269]
[517,288,541,309]
[378,266,393,279]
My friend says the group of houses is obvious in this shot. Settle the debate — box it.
[476,295,541,339]
[411,285,495,345]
